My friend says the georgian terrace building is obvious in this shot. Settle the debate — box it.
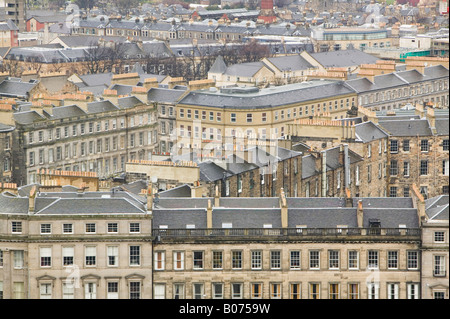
[8,92,158,185]
[151,192,424,299]
[346,64,449,111]
[175,80,358,152]
[0,185,152,299]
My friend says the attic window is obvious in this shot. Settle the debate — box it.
[296,225,307,233]
[159,225,168,229]
[263,224,272,229]
[398,224,406,229]
[186,224,195,229]
[222,223,232,229]
[369,219,380,228]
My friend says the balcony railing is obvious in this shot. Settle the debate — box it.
[152,227,421,239]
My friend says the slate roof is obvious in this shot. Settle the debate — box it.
[147,87,186,103]
[435,119,449,136]
[354,121,389,142]
[158,184,192,198]
[378,119,433,137]
[151,196,420,229]
[265,54,314,71]
[0,190,147,215]
[425,195,449,221]
[301,154,317,179]
[311,49,379,68]
[46,104,87,119]
[199,161,230,182]
[179,80,355,110]
[0,80,37,99]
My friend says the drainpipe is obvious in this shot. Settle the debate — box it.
[321,150,327,197]
[344,144,349,189]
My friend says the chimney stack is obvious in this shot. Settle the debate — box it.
[357,200,363,228]
[207,199,213,229]
[29,185,37,214]
[214,185,220,207]
[280,188,288,228]
[345,188,353,207]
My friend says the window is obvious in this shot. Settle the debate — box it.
[232,251,242,270]
[309,283,320,299]
[129,223,140,233]
[420,160,428,175]
[232,283,243,299]
[407,283,419,299]
[85,223,96,233]
[443,139,449,151]
[11,221,22,234]
[348,251,359,270]
[212,283,224,299]
[129,246,140,266]
[212,251,223,269]
[154,251,165,270]
[270,251,281,270]
[434,291,445,299]
[63,283,74,299]
[403,162,410,177]
[348,283,359,299]
[389,186,397,198]
[251,251,262,270]
[62,247,74,266]
[261,113,267,122]
[230,113,236,123]
[40,247,52,267]
[420,140,429,152]
[173,283,185,299]
[107,282,119,299]
[407,251,418,270]
[63,223,73,234]
[251,283,262,299]
[387,283,399,299]
[390,140,398,153]
[107,223,118,233]
[13,251,24,269]
[290,251,301,269]
[270,283,281,299]
[309,251,320,269]
[329,283,340,299]
[368,250,378,269]
[290,283,301,299]
[40,224,51,234]
[129,282,141,299]
[193,283,204,299]
[173,251,184,270]
[367,283,379,299]
[434,231,445,243]
[328,250,339,269]
[246,113,252,123]
[434,255,446,276]
[154,284,165,299]
[40,283,52,299]
[403,140,410,152]
[388,251,398,269]
[443,160,449,176]
[85,246,96,266]
[390,160,398,176]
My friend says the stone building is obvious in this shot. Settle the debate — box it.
[0,184,153,299]
[375,107,449,199]
[346,64,449,111]
[9,91,158,185]
[421,194,449,299]
[151,191,423,299]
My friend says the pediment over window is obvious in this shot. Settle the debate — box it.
[125,273,145,280]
